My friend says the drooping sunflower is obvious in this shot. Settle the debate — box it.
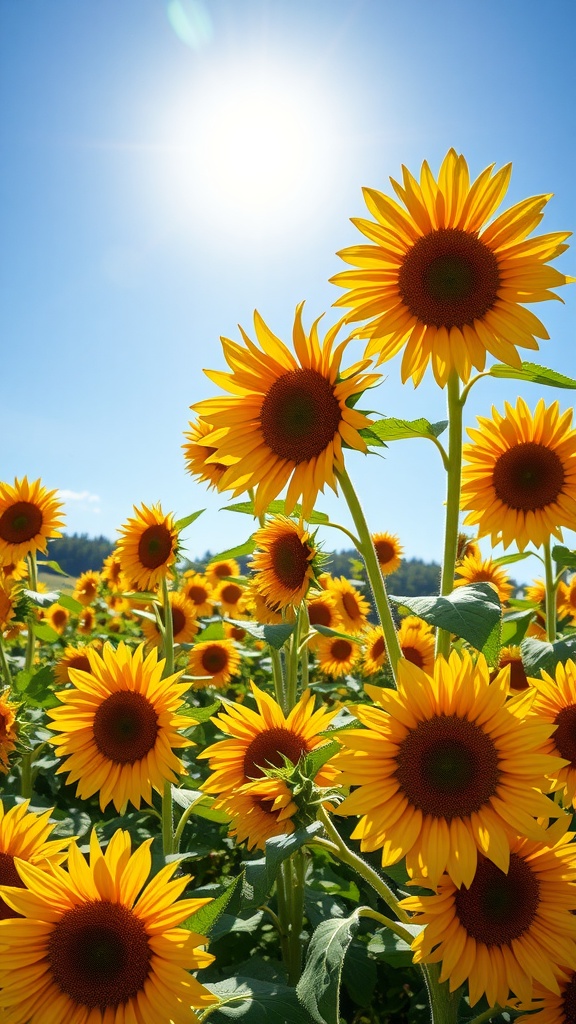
[0,477,65,564]
[181,571,214,617]
[72,570,100,606]
[454,551,514,603]
[116,502,179,592]
[532,659,576,809]
[183,415,234,490]
[48,642,197,812]
[205,558,240,587]
[45,602,70,636]
[331,149,572,387]
[315,634,361,678]
[54,644,94,687]
[0,800,71,919]
[0,690,19,772]
[0,828,216,1024]
[402,824,576,1008]
[461,398,576,550]
[335,650,564,888]
[515,969,576,1024]
[372,531,404,575]
[250,515,319,610]
[327,576,371,634]
[192,303,380,519]
[216,579,247,618]
[188,638,242,689]
[214,775,299,851]
[141,591,199,648]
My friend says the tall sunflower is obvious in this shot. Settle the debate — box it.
[0,800,71,920]
[0,477,65,563]
[48,642,197,812]
[454,551,514,603]
[402,824,576,1008]
[331,149,572,386]
[461,398,576,550]
[192,303,380,518]
[397,615,435,673]
[250,516,319,610]
[116,502,179,592]
[188,638,242,689]
[0,828,216,1024]
[335,650,564,888]
[532,659,576,808]
[372,531,404,575]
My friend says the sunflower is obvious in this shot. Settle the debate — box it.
[100,551,125,592]
[224,621,247,642]
[531,659,576,809]
[183,415,234,489]
[72,570,100,606]
[213,776,299,851]
[181,571,214,617]
[216,579,247,618]
[0,477,65,563]
[0,828,216,1024]
[515,969,576,1024]
[402,824,576,1007]
[0,800,71,919]
[54,645,94,687]
[48,642,197,812]
[372,531,404,575]
[205,557,240,587]
[193,303,380,519]
[315,634,361,678]
[141,592,199,648]
[250,515,318,610]
[0,690,19,772]
[0,582,16,630]
[106,593,132,618]
[454,552,513,603]
[493,645,532,693]
[461,398,576,551]
[244,582,289,624]
[558,576,576,623]
[188,638,241,689]
[335,650,564,888]
[327,576,371,634]
[362,625,387,676]
[331,149,572,387]
[397,615,435,673]
[456,534,481,562]
[0,559,27,583]
[199,682,339,811]
[45,602,70,636]
[116,502,179,592]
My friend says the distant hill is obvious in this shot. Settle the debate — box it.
[45,533,114,577]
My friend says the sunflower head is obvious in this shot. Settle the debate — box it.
[183,415,233,489]
[0,690,19,773]
[331,149,572,387]
[492,645,531,693]
[116,502,179,592]
[100,550,125,591]
[192,303,380,518]
[188,638,241,689]
[72,570,100,606]
[315,633,361,678]
[372,531,404,575]
[46,602,70,636]
[0,477,65,563]
[54,645,94,687]
[326,576,371,634]
[250,515,322,611]
[181,571,214,616]
[0,800,72,920]
[205,558,240,586]
[141,592,199,648]
[454,552,513,604]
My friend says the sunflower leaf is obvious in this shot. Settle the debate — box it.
[296,910,361,1024]
[23,588,60,607]
[552,545,576,569]
[58,594,84,615]
[174,509,205,532]
[187,699,221,722]
[489,362,576,389]
[181,874,243,937]
[520,636,576,676]
[210,537,257,561]
[491,550,539,567]
[193,620,225,642]
[364,417,448,443]
[237,823,324,913]
[311,624,362,643]
[302,740,341,778]
[226,618,295,650]
[501,610,534,647]
[33,622,61,642]
[367,925,422,967]
[203,976,310,1023]
[388,584,501,651]
[221,499,330,525]
[36,559,69,576]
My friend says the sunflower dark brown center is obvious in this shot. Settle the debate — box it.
[492,442,565,511]
[201,645,229,675]
[214,562,233,579]
[342,592,362,620]
[243,727,309,779]
[0,501,43,544]
[0,852,25,920]
[68,655,91,674]
[137,524,173,570]
[93,691,159,764]
[454,853,540,946]
[398,228,500,329]
[331,639,353,662]
[260,368,342,464]
[51,609,68,628]
[48,900,152,1009]
[395,714,501,819]
[80,580,97,599]
[370,636,386,662]
[562,973,576,1024]
[553,704,576,766]
[269,533,312,592]
[160,604,186,636]
[499,656,529,692]
[308,601,332,627]
[401,645,424,668]
[187,584,209,604]
[221,583,243,605]
[375,539,395,565]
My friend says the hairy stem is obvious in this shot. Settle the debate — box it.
[436,372,463,661]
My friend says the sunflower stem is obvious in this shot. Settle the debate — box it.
[25,552,38,675]
[270,646,288,714]
[357,906,416,945]
[300,603,310,692]
[286,610,302,710]
[275,853,305,985]
[543,540,557,643]
[0,636,13,688]
[161,576,174,677]
[465,1004,503,1024]
[173,799,200,851]
[162,780,174,858]
[422,962,462,1024]
[317,805,411,924]
[336,468,402,682]
[436,372,464,661]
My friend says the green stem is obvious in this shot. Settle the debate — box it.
[275,855,293,979]
[0,635,13,688]
[543,540,557,643]
[285,609,302,711]
[270,646,287,714]
[20,750,33,800]
[357,906,415,945]
[276,853,305,985]
[162,780,174,858]
[421,962,462,1024]
[161,576,174,677]
[336,468,402,681]
[25,552,39,675]
[436,372,464,661]
[299,603,310,693]
[173,800,200,851]
[317,806,411,924]
[466,1004,503,1024]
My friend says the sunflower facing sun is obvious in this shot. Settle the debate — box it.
[192,303,380,518]
[116,502,179,592]
[0,477,65,564]
[250,515,319,610]
[331,149,572,386]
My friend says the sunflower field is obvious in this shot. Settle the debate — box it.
[2,149,576,1024]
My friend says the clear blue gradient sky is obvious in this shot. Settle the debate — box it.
[1,0,575,579]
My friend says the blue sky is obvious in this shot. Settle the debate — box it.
[1,0,575,579]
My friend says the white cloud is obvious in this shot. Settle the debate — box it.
[58,489,101,505]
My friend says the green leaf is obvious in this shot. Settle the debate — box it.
[174,509,205,532]
[552,545,576,569]
[13,666,58,708]
[491,550,538,568]
[302,740,341,778]
[481,618,501,668]
[312,624,362,643]
[222,499,330,525]
[211,537,257,561]
[58,594,84,615]
[237,823,324,913]
[501,610,534,648]
[194,620,225,643]
[359,426,387,448]
[365,417,448,443]
[367,925,422,967]
[389,584,501,651]
[342,940,378,1009]
[170,787,230,823]
[226,618,295,650]
[296,911,360,1024]
[33,622,61,642]
[24,589,60,608]
[204,977,310,1023]
[489,361,576,389]
[187,699,221,723]
[182,874,242,936]
[36,559,69,576]
[521,636,576,676]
